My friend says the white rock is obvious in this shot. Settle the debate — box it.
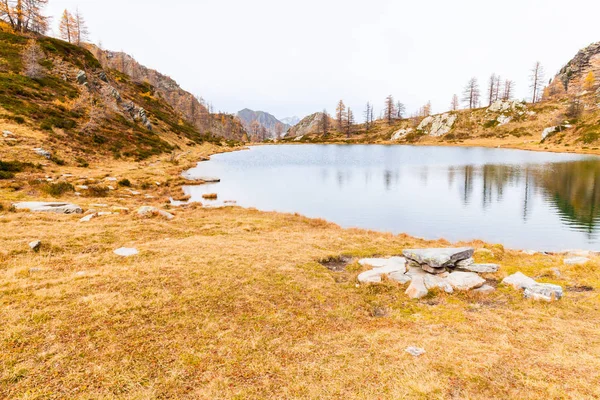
[418,113,457,137]
[458,263,500,273]
[542,126,558,141]
[29,240,41,251]
[389,272,412,284]
[502,272,537,290]
[391,128,413,140]
[91,204,108,207]
[3,130,14,137]
[405,275,429,299]
[13,202,83,214]
[487,100,526,113]
[423,273,453,293]
[473,285,496,295]
[447,271,485,291]
[137,206,174,220]
[114,247,139,257]
[77,185,89,190]
[456,258,475,268]
[294,135,304,141]
[97,212,113,216]
[523,284,563,302]
[405,347,426,357]
[564,257,590,265]
[496,115,512,126]
[105,177,118,182]
[107,186,115,190]
[33,148,51,159]
[79,213,97,222]
[403,248,474,269]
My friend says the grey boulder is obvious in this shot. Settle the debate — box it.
[403,247,474,269]
[447,271,486,291]
[503,272,563,302]
[13,202,83,214]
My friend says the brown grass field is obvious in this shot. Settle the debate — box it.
[2,139,600,399]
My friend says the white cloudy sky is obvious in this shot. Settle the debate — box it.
[46,0,599,121]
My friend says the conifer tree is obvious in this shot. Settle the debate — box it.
[59,9,76,43]
[583,71,596,91]
[335,100,346,131]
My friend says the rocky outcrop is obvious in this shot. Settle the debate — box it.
[13,202,83,214]
[417,113,457,137]
[236,109,290,139]
[391,128,413,141]
[502,272,563,301]
[287,112,331,137]
[549,41,600,96]
[487,100,527,114]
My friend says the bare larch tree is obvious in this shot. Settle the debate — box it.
[462,77,480,109]
[530,61,545,104]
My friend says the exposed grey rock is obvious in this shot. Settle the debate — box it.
[29,240,41,251]
[137,206,175,220]
[391,128,413,140]
[421,264,448,274]
[447,271,485,291]
[33,147,51,159]
[13,202,83,214]
[487,100,527,113]
[456,258,475,268]
[524,283,564,302]
[114,247,139,257]
[76,70,87,85]
[496,115,512,126]
[99,71,108,82]
[181,172,221,183]
[457,263,500,274]
[423,273,453,293]
[405,347,426,357]
[473,285,496,295]
[2,130,14,137]
[542,126,559,141]
[564,257,590,266]
[502,272,537,290]
[79,213,97,222]
[417,113,457,137]
[403,247,474,269]
[405,275,428,299]
[389,272,412,284]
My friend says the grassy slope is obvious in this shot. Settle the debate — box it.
[285,98,600,155]
[0,143,600,399]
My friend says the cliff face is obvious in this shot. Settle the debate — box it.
[87,45,246,141]
[236,109,290,138]
[287,112,331,137]
[549,41,600,97]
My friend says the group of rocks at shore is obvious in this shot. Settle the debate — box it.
[358,247,564,301]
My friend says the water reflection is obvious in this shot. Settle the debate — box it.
[183,145,600,250]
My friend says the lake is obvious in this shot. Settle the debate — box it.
[183,144,600,251]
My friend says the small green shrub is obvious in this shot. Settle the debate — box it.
[85,185,109,197]
[49,155,66,166]
[75,157,89,168]
[582,130,600,144]
[0,160,35,179]
[118,178,131,187]
[483,120,500,129]
[40,182,74,197]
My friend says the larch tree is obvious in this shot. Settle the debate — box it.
[364,102,372,132]
[74,8,89,45]
[23,39,44,78]
[462,77,480,109]
[488,73,497,106]
[384,95,395,124]
[450,94,459,111]
[583,71,596,91]
[346,107,354,138]
[396,101,405,119]
[494,75,501,102]
[422,101,431,117]
[502,80,515,100]
[321,109,329,135]
[530,61,545,104]
[335,100,346,131]
[1,0,48,33]
[59,9,76,43]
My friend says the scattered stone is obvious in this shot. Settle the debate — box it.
[403,247,474,269]
[77,185,89,190]
[29,240,41,251]
[423,273,453,293]
[447,271,485,291]
[405,275,429,299]
[391,128,413,140]
[357,257,407,283]
[97,212,113,216]
[457,263,499,274]
[114,247,139,257]
[79,213,97,222]
[91,204,108,208]
[105,177,118,182]
[417,113,457,137]
[76,70,87,85]
[13,202,83,214]
[564,257,590,266]
[33,147,51,159]
[389,272,412,284]
[75,271,87,276]
[473,285,496,295]
[542,126,559,141]
[137,206,174,220]
[29,268,41,273]
[503,272,563,301]
[456,258,475,268]
[107,186,115,190]
[496,115,512,126]
[405,347,426,357]
[3,130,14,137]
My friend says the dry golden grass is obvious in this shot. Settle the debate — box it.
[2,123,600,399]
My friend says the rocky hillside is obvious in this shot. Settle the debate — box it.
[236,108,289,138]
[548,41,600,97]
[87,46,246,141]
[286,112,332,138]
[0,23,236,165]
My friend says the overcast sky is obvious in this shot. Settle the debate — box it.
[46,0,600,121]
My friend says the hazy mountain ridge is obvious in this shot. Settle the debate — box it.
[236,108,290,139]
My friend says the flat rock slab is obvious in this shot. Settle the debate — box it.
[502,272,537,290]
[137,206,175,220]
[357,257,407,283]
[403,247,474,269]
[447,271,485,291]
[405,275,428,299]
[457,263,499,274]
[405,347,426,357]
[182,173,221,183]
[564,257,590,266]
[473,285,496,295]
[13,202,83,214]
[503,272,563,301]
[114,248,139,257]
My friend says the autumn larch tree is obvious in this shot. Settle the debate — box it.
[335,100,346,131]
[502,80,514,100]
[74,8,89,45]
[321,109,329,135]
[450,94,459,111]
[462,77,480,109]
[1,0,48,33]
[345,107,354,138]
[59,9,76,43]
[583,71,596,91]
[488,73,497,106]
[384,95,395,124]
[530,61,545,104]
[396,101,405,119]
[23,39,44,78]
[494,75,501,102]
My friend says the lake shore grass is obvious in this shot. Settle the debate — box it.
[2,142,600,399]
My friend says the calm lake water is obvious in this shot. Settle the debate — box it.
[184,145,600,251]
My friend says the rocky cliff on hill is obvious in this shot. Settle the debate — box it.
[287,112,332,138]
[549,41,600,97]
[87,45,246,141]
[236,109,290,139]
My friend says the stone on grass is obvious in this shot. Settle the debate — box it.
[564,257,590,266]
[502,272,537,290]
[137,206,174,220]
[473,285,496,295]
[447,271,485,291]
[13,202,83,214]
[403,247,474,269]
[357,257,407,284]
[457,263,499,273]
[523,284,563,302]
[405,347,426,357]
[79,213,97,222]
[423,273,453,293]
[389,272,412,284]
[33,148,51,159]
[405,275,428,299]
[114,247,139,257]
[29,240,41,251]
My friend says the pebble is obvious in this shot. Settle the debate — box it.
[405,347,426,357]
[114,247,139,257]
